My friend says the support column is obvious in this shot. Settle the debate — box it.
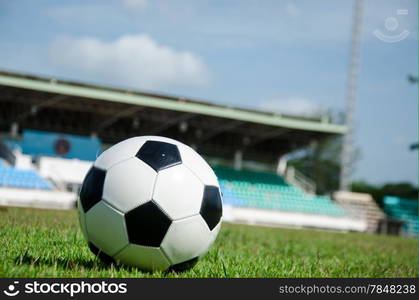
[277,156,287,175]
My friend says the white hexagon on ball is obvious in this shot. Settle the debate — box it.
[103,157,156,213]
[161,215,213,265]
[114,245,171,271]
[94,137,147,170]
[85,201,129,256]
[178,144,219,187]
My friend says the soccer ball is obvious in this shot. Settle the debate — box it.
[77,136,222,271]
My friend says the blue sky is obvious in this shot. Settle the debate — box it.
[0,0,417,185]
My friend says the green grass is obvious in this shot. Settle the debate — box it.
[0,207,417,277]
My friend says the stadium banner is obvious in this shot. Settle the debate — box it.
[20,130,101,161]
[0,278,417,299]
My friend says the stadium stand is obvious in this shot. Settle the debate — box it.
[0,71,370,231]
[214,166,366,231]
[5,130,97,191]
[0,149,77,209]
[38,156,92,192]
[0,136,368,231]
[0,70,346,164]
[383,196,419,237]
[333,191,385,233]
[215,166,345,216]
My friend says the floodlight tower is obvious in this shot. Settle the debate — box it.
[340,0,364,191]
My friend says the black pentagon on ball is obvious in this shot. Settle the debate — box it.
[79,167,106,213]
[125,201,172,247]
[200,186,223,230]
[135,140,181,171]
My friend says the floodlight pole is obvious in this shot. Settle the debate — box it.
[340,0,364,191]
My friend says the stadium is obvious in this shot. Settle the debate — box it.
[0,69,417,277]
[1,0,418,279]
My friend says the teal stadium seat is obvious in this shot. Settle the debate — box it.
[213,166,346,217]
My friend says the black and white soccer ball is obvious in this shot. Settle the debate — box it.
[78,136,222,271]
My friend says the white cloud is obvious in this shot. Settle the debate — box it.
[285,3,300,17]
[123,0,147,12]
[258,97,322,117]
[48,34,210,90]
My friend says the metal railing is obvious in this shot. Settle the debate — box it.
[284,166,316,195]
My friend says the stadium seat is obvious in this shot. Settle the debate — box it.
[0,164,53,190]
[213,166,346,217]
[383,196,419,237]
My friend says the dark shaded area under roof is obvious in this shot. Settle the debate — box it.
[0,70,346,164]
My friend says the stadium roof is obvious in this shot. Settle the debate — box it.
[0,70,346,163]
